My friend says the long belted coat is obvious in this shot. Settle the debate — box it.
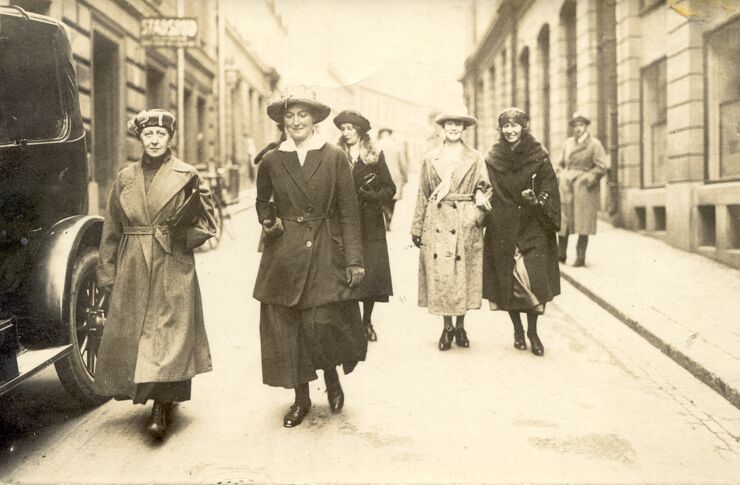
[253,141,363,309]
[350,152,395,301]
[411,143,490,316]
[482,133,561,310]
[558,133,607,235]
[94,153,216,397]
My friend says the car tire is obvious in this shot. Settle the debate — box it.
[55,247,109,407]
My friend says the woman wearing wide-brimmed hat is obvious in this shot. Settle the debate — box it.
[411,111,491,350]
[253,87,367,428]
[334,110,395,342]
[94,109,217,439]
[482,108,561,357]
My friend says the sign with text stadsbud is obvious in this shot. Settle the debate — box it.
[141,17,198,47]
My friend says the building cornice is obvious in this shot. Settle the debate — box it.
[462,0,518,79]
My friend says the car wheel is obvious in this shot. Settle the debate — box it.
[54,247,109,406]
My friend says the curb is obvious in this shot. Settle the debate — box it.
[560,269,740,410]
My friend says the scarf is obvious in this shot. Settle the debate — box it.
[484,132,548,173]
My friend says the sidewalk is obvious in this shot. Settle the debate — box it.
[559,221,740,409]
[229,186,257,216]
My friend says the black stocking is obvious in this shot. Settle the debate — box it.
[294,382,310,406]
[508,311,525,335]
[362,301,375,325]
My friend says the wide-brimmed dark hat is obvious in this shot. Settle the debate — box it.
[434,112,477,128]
[128,109,176,138]
[569,112,591,126]
[266,86,331,123]
[333,110,371,134]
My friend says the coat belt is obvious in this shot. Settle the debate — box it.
[122,225,170,235]
[279,213,337,223]
[441,194,474,202]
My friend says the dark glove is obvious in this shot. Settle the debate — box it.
[412,235,422,248]
[358,186,379,201]
[346,265,365,288]
[521,189,538,206]
[262,217,284,238]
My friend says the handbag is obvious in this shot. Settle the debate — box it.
[166,177,202,229]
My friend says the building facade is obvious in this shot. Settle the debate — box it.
[462,0,740,269]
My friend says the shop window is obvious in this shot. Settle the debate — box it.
[641,58,667,187]
[706,19,740,180]
[635,207,647,230]
[653,206,666,232]
[697,205,716,247]
[727,205,740,249]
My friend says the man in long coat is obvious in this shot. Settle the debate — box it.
[558,113,607,266]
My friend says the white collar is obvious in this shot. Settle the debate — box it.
[576,131,589,144]
[278,132,327,153]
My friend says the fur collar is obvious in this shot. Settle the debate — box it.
[485,132,549,173]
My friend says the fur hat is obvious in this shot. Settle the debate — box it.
[128,109,176,138]
[266,86,331,123]
[333,110,372,134]
[497,107,529,129]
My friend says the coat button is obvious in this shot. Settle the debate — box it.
[433,253,437,259]
[451,229,456,235]
[456,255,461,261]
[437,203,442,209]
[297,216,305,223]
[452,203,457,209]
[306,241,312,248]
[436,228,440,233]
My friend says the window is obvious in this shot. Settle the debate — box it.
[706,19,740,180]
[488,66,496,125]
[146,66,167,109]
[474,78,484,148]
[538,25,551,150]
[561,0,577,132]
[641,58,667,187]
[518,47,531,115]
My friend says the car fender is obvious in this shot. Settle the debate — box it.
[24,215,103,324]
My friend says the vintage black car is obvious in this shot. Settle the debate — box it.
[0,6,107,405]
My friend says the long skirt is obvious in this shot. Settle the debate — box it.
[113,380,192,404]
[489,247,546,315]
[353,237,393,302]
[260,300,367,389]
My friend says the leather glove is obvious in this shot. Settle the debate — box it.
[412,235,422,248]
[262,217,284,238]
[521,189,538,206]
[346,265,365,288]
[359,186,379,201]
[474,190,492,212]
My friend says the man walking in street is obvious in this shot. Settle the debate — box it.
[557,113,607,266]
[376,127,408,230]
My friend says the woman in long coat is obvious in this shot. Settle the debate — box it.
[482,108,561,357]
[334,110,395,342]
[94,109,216,439]
[254,88,366,428]
[411,112,491,351]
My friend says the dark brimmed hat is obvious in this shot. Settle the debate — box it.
[378,127,393,136]
[569,112,591,126]
[434,112,477,128]
[266,86,331,123]
[333,110,371,134]
[498,107,529,129]
[128,109,176,138]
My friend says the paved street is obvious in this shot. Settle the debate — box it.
[1,181,739,484]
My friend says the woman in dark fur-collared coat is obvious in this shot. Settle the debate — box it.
[335,110,395,342]
[482,108,561,357]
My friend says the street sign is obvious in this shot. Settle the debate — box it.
[140,17,198,47]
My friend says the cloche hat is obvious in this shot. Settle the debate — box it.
[128,109,176,138]
[266,86,331,123]
[333,110,371,134]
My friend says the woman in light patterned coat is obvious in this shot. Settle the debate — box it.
[411,112,491,351]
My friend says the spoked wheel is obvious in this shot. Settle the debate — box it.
[55,248,109,406]
[206,203,224,250]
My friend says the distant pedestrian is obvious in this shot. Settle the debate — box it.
[557,113,607,266]
[94,109,217,439]
[376,127,409,229]
[411,111,491,351]
[335,110,395,342]
[482,108,561,357]
[253,88,367,428]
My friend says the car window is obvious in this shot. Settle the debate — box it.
[0,16,67,146]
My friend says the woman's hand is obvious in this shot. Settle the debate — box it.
[358,186,379,200]
[521,189,537,205]
[346,265,365,288]
[475,191,492,212]
[412,235,422,248]
[262,217,284,237]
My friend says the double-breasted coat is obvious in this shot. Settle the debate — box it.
[482,133,561,311]
[411,143,490,316]
[94,153,216,398]
[558,133,607,235]
[350,152,395,301]
[253,141,364,309]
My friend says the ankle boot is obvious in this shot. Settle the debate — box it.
[365,322,377,342]
[574,235,588,267]
[439,327,454,351]
[558,235,568,263]
[147,400,169,439]
[527,331,544,356]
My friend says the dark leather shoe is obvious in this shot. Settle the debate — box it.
[514,331,527,351]
[327,382,344,413]
[573,258,585,267]
[283,401,311,428]
[147,401,168,439]
[454,327,470,348]
[438,328,453,351]
[365,323,377,342]
[528,333,545,356]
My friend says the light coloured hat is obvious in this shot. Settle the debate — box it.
[266,86,331,124]
[434,111,477,128]
[569,112,591,126]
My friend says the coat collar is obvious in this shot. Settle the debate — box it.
[430,142,479,191]
[277,131,327,153]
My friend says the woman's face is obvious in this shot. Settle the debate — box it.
[501,122,523,144]
[340,123,359,146]
[140,126,171,158]
[443,120,465,142]
[283,104,315,143]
